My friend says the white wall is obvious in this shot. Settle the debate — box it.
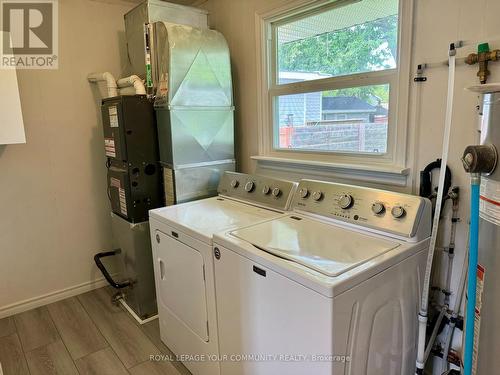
[0,0,137,316]
[0,66,25,145]
[411,3,500,371]
[0,0,497,367]
[197,0,500,371]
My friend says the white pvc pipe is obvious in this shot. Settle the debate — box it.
[87,72,118,98]
[424,306,446,362]
[415,45,457,374]
[118,86,137,96]
[444,196,459,298]
[117,75,146,95]
[441,252,468,373]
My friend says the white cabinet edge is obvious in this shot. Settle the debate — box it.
[0,32,26,145]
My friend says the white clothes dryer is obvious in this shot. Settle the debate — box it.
[149,171,297,375]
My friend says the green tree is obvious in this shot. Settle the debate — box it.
[278,15,398,103]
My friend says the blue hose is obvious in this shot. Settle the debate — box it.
[464,179,480,375]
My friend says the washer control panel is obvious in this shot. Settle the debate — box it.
[291,180,431,239]
[218,172,298,210]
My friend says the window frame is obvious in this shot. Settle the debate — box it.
[254,0,414,180]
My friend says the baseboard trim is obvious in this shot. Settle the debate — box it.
[0,277,114,319]
[119,299,158,325]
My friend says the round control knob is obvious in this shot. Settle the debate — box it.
[338,194,354,209]
[244,181,255,192]
[391,205,406,219]
[372,202,385,215]
[299,188,309,199]
[271,187,282,198]
[312,191,323,201]
[262,185,271,195]
[230,179,239,188]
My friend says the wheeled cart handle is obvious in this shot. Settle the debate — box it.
[94,249,131,289]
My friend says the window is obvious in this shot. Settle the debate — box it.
[256,0,412,175]
[277,84,389,153]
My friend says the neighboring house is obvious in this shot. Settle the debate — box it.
[321,96,388,123]
[278,72,328,127]
[278,71,388,127]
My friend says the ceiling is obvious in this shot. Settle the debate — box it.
[278,0,398,44]
[167,0,199,5]
[126,0,199,4]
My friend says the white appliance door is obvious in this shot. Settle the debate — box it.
[214,245,336,375]
[155,230,209,341]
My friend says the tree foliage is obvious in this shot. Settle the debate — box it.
[278,15,398,103]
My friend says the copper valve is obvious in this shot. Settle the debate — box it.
[465,43,500,84]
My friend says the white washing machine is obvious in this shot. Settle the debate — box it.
[213,179,432,375]
[149,172,297,375]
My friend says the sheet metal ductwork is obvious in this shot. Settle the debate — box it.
[153,22,235,204]
[124,0,208,81]
[125,2,235,204]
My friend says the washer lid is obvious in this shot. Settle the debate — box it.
[230,215,400,277]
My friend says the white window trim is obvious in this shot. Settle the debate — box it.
[254,0,414,185]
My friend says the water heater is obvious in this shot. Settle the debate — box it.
[466,85,500,373]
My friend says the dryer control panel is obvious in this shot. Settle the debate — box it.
[218,172,297,211]
[291,180,431,240]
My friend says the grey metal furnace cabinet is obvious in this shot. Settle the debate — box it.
[111,212,157,320]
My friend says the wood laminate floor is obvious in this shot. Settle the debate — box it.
[0,288,190,375]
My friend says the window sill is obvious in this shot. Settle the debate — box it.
[252,155,410,187]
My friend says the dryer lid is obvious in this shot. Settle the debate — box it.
[231,215,400,277]
[150,197,282,244]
